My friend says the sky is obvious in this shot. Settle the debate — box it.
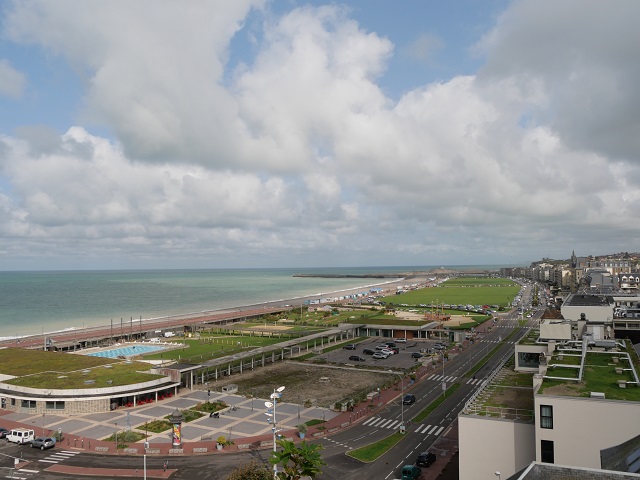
[0,0,638,271]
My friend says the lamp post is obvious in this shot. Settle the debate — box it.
[265,385,285,480]
[388,370,405,433]
[440,351,446,398]
[495,472,501,480]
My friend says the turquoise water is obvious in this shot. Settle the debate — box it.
[0,265,506,337]
[87,344,167,358]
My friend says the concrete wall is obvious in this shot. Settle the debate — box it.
[459,415,535,480]
[534,395,640,469]
[561,304,612,323]
[540,322,572,340]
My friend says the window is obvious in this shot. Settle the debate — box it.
[541,440,555,463]
[21,400,36,409]
[45,401,65,410]
[540,405,553,429]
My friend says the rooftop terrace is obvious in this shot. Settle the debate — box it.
[538,340,640,401]
[462,358,535,421]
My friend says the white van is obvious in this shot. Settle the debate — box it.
[6,428,35,445]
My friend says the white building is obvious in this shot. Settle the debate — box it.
[459,330,640,479]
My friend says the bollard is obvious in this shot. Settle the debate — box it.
[81,439,84,448]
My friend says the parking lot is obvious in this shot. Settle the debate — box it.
[317,338,446,369]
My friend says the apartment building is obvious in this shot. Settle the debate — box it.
[459,327,640,479]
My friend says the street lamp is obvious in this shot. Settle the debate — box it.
[265,385,285,480]
[439,351,446,398]
[388,370,405,433]
[495,472,501,480]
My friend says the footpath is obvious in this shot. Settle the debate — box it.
[1,358,462,480]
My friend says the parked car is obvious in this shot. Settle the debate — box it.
[416,451,437,467]
[384,342,397,348]
[31,437,56,450]
[343,344,356,350]
[411,352,422,358]
[372,352,389,359]
[362,348,375,355]
[0,427,8,439]
[400,464,422,480]
[395,338,407,343]
[402,394,416,405]
[375,344,389,351]
[348,355,365,362]
[380,348,396,356]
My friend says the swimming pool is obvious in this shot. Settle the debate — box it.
[87,344,166,358]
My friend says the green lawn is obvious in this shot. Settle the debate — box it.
[382,281,519,308]
[0,348,113,376]
[142,335,290,363]
[444,277,516,286]
[0,348,165,389]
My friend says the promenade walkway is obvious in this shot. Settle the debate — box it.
[0,355,462,479]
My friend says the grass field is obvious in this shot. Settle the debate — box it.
[142,335,288,363]
[0,348,164,389]
[381,277,519,307]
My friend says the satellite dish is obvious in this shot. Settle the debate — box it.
[265,401,273,408]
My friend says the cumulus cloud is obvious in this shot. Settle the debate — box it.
[0,0,639,268]
[476,0,640,162]
[0,59,25,98]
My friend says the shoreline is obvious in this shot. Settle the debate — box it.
[1,265,505,341]
[1,275,422,342]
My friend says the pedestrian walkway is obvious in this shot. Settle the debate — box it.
[1,357,462,480]
[37,449,80,465]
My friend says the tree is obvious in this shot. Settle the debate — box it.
[225,461,272,480]
[270,439,325,479]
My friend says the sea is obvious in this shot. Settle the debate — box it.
[0,265,505,338]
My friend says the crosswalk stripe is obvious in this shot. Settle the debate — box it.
[434,426,445,436]
[362,417,377,426]
[415,424,430,434]
[38,460,60,463]
[369,418,385,427]
[386,420,399,430]
[378,419,394,429]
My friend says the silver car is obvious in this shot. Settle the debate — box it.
[31,437,56,450]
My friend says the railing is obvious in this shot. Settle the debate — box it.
[463,404,534,421]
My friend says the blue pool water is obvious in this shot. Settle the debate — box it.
[88,344,166,358]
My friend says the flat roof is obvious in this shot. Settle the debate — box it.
[564,293,612,307]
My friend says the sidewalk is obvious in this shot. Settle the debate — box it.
[1,359,458,478]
